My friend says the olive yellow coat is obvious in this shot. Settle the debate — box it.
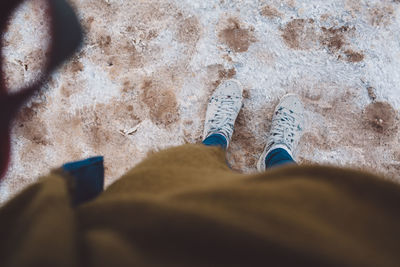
[1,145,399,266]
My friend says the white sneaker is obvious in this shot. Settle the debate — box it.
[203,79,243,148]
[257,94,304,171]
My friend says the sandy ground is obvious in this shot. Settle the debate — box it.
[1,0,400,203]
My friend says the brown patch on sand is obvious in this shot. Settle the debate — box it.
[206,64,237,90]
[232,114,257,148]
[344,49,364,62]
[243,89,251,99]
[260,5,282,18]
[345,1,396,26]
[281,20,364,63]
[69,58,84,73]
[363,102,397,134]
[122,42,143,68]
[15,101,50,146]
[320,26,352,52]
[369,5,395,26]
[320,14,330,22]
[140,79,179,126]
[84,16,95,32]
[60,86,72,98]
[86,111,111,150]
[121,80,136,94]
[97,35,112,51]
[301,132,331,151]
[345,0,362,13]
[222,54,233,62]
[25,49,48,74]
[230,110,259,171]
[255,49,276,65]
[284,0,296,8]
[145,29,159,41]
[367,87,377,101]
[104,42,144,80]
[67,98,141,154]
[16,101,45,124]
[218,18,257,53]
[177,16,201,45]
[319,26,364,63]
[218,67,236,81]
[124,26,158,41]
[281,19,318,50]
[184,120,194,126]
[59,79,80,98]
[302,86,323,101]
[96,34,142,70]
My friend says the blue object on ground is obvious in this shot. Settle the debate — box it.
[62,156,104,205]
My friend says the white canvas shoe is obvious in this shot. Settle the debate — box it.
[257,94,304,172]
[203,80,243,148]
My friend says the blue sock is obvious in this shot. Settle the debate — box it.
[265,148,296,169]
[202,133,228,150]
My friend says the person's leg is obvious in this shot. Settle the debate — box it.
[202,80,243,150]
[257,94,304,171]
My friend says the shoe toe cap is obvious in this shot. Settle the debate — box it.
[217,79,243,97]
[280,94,304,112]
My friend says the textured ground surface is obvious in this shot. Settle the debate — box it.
[1,0,400,203]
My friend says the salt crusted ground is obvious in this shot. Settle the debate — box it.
[1,0,400,203]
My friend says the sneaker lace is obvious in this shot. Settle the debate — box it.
[208,98,238,139]
[268,107,300,151]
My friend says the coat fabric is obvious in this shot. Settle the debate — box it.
[0,144,399,267]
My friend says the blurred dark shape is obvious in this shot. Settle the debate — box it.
[0,0,83,179]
